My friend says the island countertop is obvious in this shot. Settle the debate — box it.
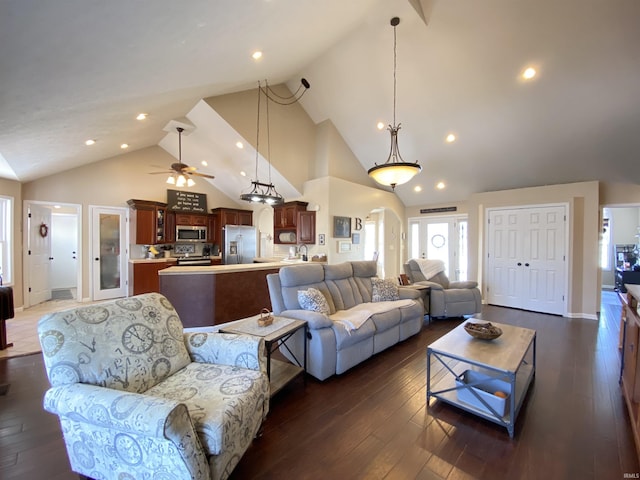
[159,261,300,275]
[158,261,319,327]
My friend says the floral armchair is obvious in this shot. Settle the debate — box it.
[37,292,269,480]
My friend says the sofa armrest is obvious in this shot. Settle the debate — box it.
[398,287,421,300]
[449,280,479,289]
[44,383,209,479]
[414,280,444,291]
[280,309,332,330]
[184,332,266,374]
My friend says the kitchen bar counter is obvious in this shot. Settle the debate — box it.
[159,261,309,327]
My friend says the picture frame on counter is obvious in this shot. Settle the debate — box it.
[333,216,351,238]
[338,240,351,253]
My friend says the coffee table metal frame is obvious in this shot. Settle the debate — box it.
[426,321,536,437]
[220,317,307,396]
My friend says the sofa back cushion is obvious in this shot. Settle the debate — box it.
[278,263,331,311]
[38,292,191,394]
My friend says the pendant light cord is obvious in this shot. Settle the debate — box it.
[254,82,261,181]
[393,20,397,128]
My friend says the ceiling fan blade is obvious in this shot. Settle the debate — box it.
[191,172,215,179]
[148,171,172,175]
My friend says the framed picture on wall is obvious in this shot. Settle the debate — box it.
[338,240,351,253]
[352,233,360,244]
[333,216,351,238]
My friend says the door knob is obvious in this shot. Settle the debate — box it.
[49,257,54,260]
[517,262,522,266]
[95,257,99,261]
[525,263,530,267]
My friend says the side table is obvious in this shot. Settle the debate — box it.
[404,284,430,320]
[220,315,307,396]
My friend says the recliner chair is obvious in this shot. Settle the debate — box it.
[404,259,482,318]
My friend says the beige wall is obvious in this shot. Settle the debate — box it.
[0,178,23,306]
[205,84,316,193]
[21,146,247,304]
[465,181,600,318]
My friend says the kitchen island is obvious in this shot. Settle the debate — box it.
[159,261,306,327]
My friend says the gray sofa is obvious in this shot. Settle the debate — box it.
[403,259,482,318]
[267,260,424,381]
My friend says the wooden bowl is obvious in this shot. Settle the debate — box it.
[464,321,502,340]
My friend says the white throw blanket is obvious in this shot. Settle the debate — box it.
[330,299,415,331]
[413,258,445,280]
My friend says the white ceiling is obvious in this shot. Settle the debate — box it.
[1,0,639,206]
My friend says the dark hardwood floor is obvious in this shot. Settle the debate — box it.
[1,293,638,479]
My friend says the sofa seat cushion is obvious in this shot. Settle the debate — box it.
[145,362,269,456]
[330,318,376,349]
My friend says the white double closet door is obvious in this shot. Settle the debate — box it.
[487,205,567,315]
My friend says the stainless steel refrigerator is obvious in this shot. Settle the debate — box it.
[223,225,258,264]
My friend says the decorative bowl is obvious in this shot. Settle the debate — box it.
[464,321,502,340]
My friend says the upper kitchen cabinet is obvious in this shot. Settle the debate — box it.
[209,207,253,247]
[127,199,168,245]
[274,201,315,244]
[175,213,207,226]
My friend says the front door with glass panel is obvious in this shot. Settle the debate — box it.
[408,216,468,281]
[91,206,128,300]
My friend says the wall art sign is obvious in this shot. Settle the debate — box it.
[167,189,207,213]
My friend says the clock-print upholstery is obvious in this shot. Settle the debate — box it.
[38,292,270,480]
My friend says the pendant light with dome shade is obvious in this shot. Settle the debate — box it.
[240,80,285,205]
[367,17,422,190]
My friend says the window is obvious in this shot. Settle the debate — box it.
[0,196,13,284]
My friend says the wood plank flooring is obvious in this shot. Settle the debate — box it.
[1,292,638,479]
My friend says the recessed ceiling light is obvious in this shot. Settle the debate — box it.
[236,141,244,149]
[445,133,456,143]
[136,113,148,120]
[120,143,129,149]
[436,181,446,190]
[252,51,262,60]
[85,139,95,146]
[414,186,422,192]
[201,160,208,167]
[377,122,385,130]
[53,205,61,209]
[240,171,247,177]
[522,67,537,80]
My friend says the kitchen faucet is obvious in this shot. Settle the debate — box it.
[298,243,308,261]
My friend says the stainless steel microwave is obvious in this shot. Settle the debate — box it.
[176,225,207,242]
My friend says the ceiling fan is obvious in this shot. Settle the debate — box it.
[150,127,214,186]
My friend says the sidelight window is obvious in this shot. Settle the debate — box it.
[0,196,13,284]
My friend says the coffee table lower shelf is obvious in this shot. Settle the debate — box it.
[428,363,534,436]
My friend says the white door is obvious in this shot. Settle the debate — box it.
[27,204,52,305]
[51,213,78,290]
[487,205,567,315]
[408,216,468,281]
[91,206,128,301]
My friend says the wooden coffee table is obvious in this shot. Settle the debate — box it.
[426,320,536,437]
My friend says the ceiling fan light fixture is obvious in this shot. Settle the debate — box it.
[187,177,196,187]
[166,175,176,185]
[176,174,187,187]
[368,16,422,191]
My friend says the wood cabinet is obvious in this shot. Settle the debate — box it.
[175,213,207,226]
[130,260,177,295]
[127,199,168,245]
[274,201,315,244]
[620,285,640,461]
[209,208,253,247]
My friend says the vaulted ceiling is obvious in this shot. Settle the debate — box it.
[1,0,639,206]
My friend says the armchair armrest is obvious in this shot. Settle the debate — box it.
[184,332,266,374]
[449,281,478,289]
[44,383,209,479]
[280,309,332,330]
[414,280,444,291]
